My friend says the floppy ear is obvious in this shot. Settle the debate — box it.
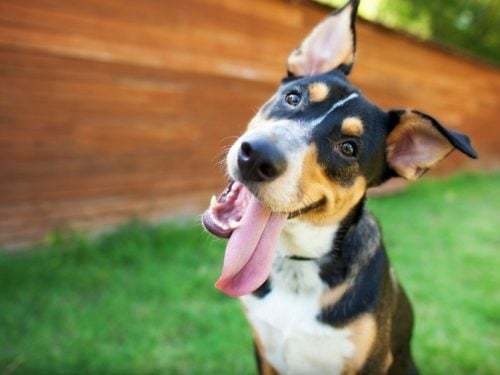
[386,110,478,180]
[287,0,359,77]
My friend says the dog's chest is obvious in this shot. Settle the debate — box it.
[241,224,355,375]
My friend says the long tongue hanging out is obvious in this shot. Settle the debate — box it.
[216,196,286,296]
[202,183,287,297]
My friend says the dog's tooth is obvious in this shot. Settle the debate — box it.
[210,195,217,207]
[210,212,230,231]
[228,219,241,229]
[210,212,221,225]
[209,212,217,223]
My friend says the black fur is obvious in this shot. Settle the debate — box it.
[222,1,477,373]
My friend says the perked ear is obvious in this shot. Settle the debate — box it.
[287,0,359,77]
[386,110,478,180]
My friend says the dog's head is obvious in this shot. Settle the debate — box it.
[203,0,477,296]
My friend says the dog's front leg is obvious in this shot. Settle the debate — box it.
[253,337,279,375]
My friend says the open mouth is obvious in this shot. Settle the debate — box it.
[202,180,324,239]
[287,197,326,219]
[201,181,250,239]
[201,180,325,297]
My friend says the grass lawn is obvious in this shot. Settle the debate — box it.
[0,173,498,374]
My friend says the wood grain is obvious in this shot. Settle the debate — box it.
[0,0,498,249]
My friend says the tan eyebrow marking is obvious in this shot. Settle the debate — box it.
[308,82,330,102]
[341,117,364,136]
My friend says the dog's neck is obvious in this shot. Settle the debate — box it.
[279,197,366,260]
[276,198,376,288]
[280,219,339,260]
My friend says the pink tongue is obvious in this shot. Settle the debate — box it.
[215,195,287,297]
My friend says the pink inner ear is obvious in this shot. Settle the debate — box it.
[387,120,454,180]
[287,3,355,76]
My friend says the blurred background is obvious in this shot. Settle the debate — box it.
[0,0,498,374]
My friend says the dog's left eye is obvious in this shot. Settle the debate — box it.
[285,92,302,107]
[339,141,357,157]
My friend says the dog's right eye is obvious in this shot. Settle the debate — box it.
[285,92,302,107]
[339,141,357,157]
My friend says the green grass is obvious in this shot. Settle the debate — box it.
[0,173,499,374]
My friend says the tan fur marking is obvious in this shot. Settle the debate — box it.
[390,267,399,294]
[341,314,377,375]
[341,117,364,137]
[383,351,394,374]
[320,282,349,308]
[308,82,330,102]
[296,145,366,226]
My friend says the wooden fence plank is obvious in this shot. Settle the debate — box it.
[0,0,498,249]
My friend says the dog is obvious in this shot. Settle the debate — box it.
[202,1,477,374]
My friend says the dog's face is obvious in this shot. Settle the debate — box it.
[226,71,389,225]
[203,0,477,297]
[225,0,477,226]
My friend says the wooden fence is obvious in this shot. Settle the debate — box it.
[0,0,499,249]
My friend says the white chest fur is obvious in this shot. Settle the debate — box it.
[241,221,355,375]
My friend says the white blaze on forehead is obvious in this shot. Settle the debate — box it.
[253,119,310,146]
[309,92,359,128]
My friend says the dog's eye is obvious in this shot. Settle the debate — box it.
[339,141,357,157]
[285,92,301,107]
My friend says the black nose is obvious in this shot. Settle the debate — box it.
[237,136,287,182]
